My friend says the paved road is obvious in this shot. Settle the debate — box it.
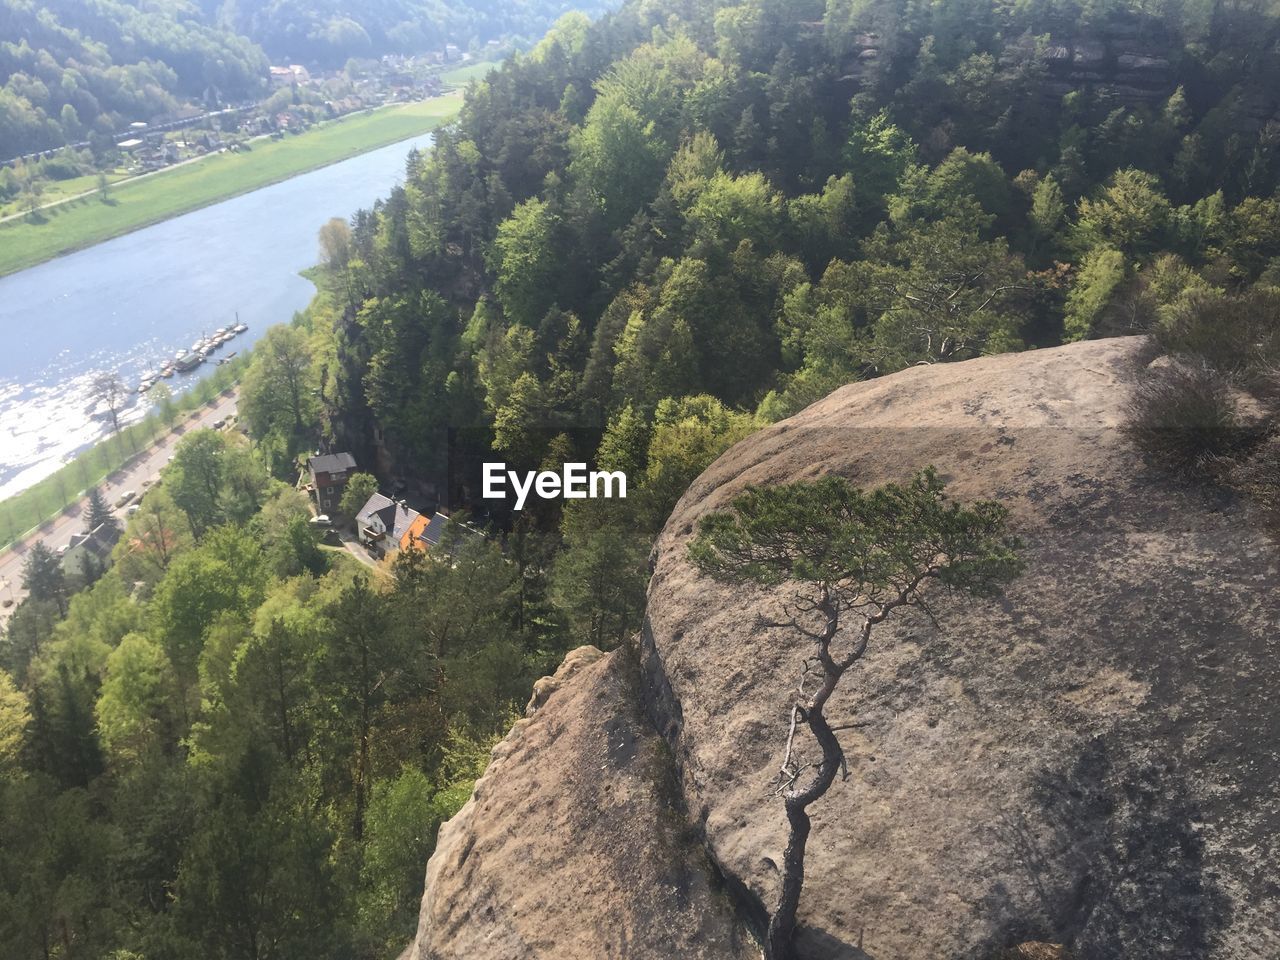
[336,530,380,571]
[0,389,239,623]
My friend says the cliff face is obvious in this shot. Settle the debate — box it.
[408,338,1280,960]
[851,16,1181,106]
[405,645,757,960]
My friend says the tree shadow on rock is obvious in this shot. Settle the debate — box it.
[794,925,874,960]
[986,737,1231,959]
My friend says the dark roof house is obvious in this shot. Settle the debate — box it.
[61,522,121,578]
[419,512,451,549]
[309,452,357,476]
[402,511,483,557]
[308,452,358,513]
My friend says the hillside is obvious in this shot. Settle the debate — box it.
[408,337,1280,959]
[202,0,618,67]
[0,0,616,157]
[317,0,1280,518]
[0,0,268,156]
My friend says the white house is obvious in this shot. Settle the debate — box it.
[355,493,421,557]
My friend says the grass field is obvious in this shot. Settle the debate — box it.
[0,167,130,220]
[442,60,502,87]
[0,93,462,278]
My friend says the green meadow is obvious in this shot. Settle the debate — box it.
[441,60,501,87]
[0,93,462,278]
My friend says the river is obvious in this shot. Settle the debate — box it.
[0,132,433,500]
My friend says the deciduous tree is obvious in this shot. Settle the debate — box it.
[93,372,129,434]
[338,472,379,520]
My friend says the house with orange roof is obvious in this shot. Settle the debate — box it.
[398,512,430,553]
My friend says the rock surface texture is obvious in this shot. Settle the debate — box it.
[408,338,1278,960]
[405,644,756,960]
[644,338,1279,959]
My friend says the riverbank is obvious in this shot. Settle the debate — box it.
[0,354,249,551]
[0,93,462,278]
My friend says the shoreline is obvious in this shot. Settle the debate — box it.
[0,92,462,279]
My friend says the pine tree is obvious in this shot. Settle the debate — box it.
[85,487,118,533]
[21,541,67,616]
[689,470,1023,959]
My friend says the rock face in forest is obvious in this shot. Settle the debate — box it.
[849,14,1183,109]
[407,338,1280,960]
[404,645,757,960]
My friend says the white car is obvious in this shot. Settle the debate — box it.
[309,514,332,527]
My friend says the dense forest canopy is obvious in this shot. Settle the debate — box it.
[200,0,617,66]
[0,0,616,157]
[323,0,1280,489]
[0,0,269,155]
[3,0,1280,957]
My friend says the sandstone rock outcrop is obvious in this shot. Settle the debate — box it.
[644,337,1279,959]
[408,338,1279,960]
[405,645,757,960]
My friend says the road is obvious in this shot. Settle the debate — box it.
[0,128,278,226]
[0,389,239,624]
[336,530,380,571]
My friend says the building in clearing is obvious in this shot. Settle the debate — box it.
[270,64,312,87]
[308,452,357,514]
[60,522,120,579]
[355,493,421,558]
[400,511,483,557]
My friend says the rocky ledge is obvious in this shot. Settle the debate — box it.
[408,338,1279,960]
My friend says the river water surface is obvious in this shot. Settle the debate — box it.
[0,132,433,500]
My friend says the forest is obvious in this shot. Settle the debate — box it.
[200,0,617,68]
[0,0,268,156]
[3,0,1280,957]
